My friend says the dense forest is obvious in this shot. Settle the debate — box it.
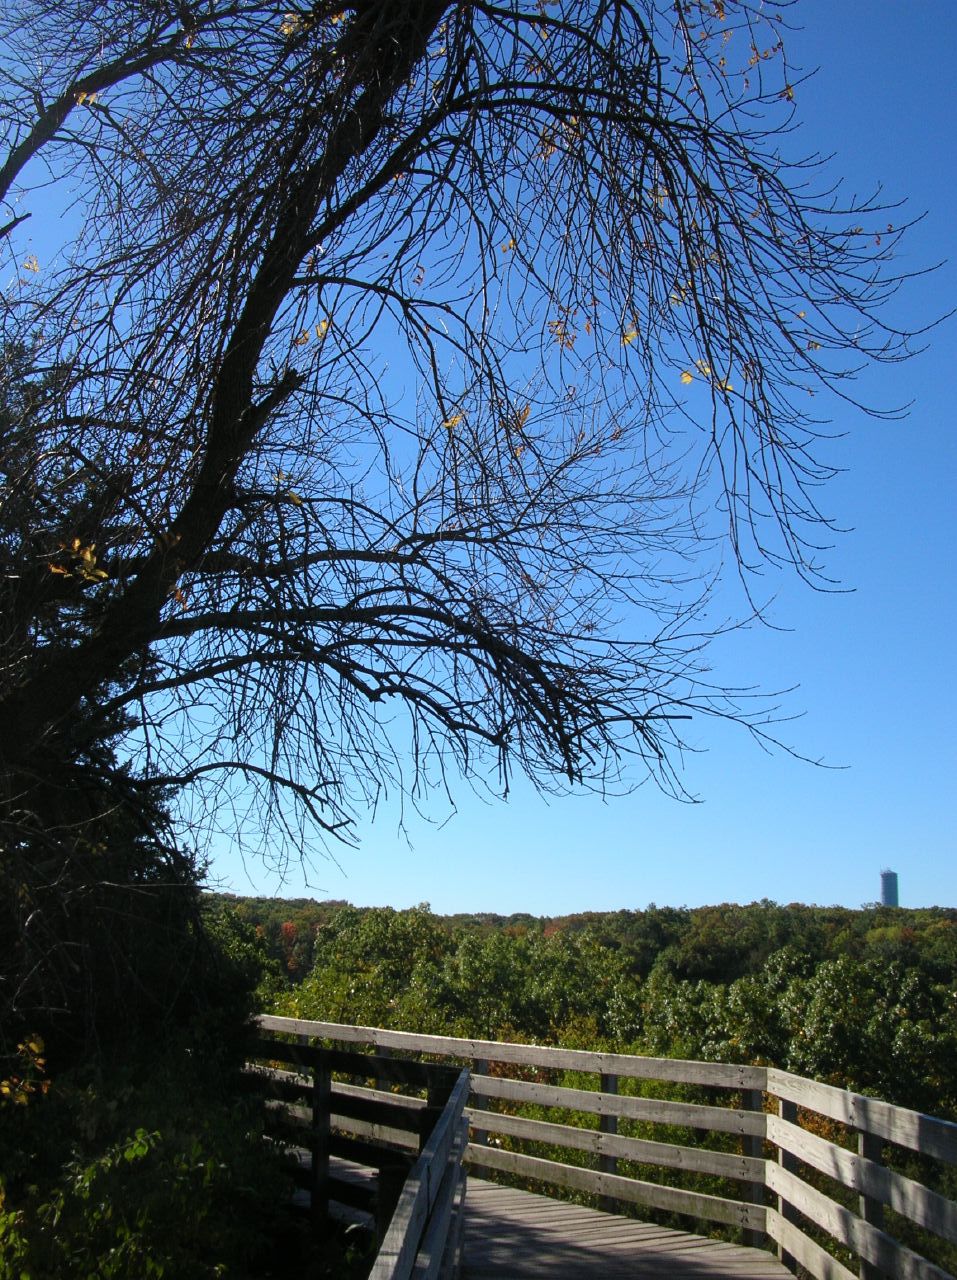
[215,896,957,1120]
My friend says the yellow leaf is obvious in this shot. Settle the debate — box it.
[716,378,734,392]
[621,328,638,346]
[539,128,558,160]
[694,359,712,377]
[807,340,821,352]
[22,255,39,272]
[315,318,330,339]
[780,84,795,102]
[293,329,310,346]
[680,370,694,385]
[501,238,516,252]
[53,541,109,581]
[442,413,463,429]
[502,403,531,432]
[548,319,575,349]
[285,490,303,506]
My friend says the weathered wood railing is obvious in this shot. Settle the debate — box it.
[248,1020,469,1278]
[257,1015,957,1280]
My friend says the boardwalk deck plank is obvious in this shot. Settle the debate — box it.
[462,1180,791,1279]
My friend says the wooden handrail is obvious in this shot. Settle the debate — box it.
[766,1067,957,1164]
[369,1068,470,1280]
[251,1021,470,1279]
[255,1015,957,1280]
[256,1014,765,1088]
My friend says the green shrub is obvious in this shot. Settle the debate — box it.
[0,1040,291,1280]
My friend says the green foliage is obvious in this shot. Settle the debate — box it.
[200,897,286,1013]
[284,905,457,1032]
[0,877,291,1280]
[636,949,957,1116]
[0,1040,291,1280]
[270,903,642,1045]
[222,895,957,1120]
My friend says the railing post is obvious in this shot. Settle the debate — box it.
[310,1050,331,1230]
[741,1088,765,1249]
[598,1072,619,1213]
[471,1058,489,1146]
[777,1098,799,1272]
[375,1165,407,1245]
[422,1073,453,1153]
[858,1131,885,1280]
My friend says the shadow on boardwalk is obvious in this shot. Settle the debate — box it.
[462,1180,791,1279]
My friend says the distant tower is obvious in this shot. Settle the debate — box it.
[881,869,899,908]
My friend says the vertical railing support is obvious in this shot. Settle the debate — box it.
[310,1050,331,1229]
[858,1131,885,1280]
[598,1072,619,1213]
[375,1165,407,1246]
[471,1058,489,1146]
[777,1097,799,1272]
[423,1073,453,1153]
[742,1088,765,1248]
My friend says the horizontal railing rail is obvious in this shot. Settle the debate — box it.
[256,1015,957,1280]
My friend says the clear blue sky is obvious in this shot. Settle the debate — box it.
[211,0,956,914]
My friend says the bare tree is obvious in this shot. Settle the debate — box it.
[0,0,918,886]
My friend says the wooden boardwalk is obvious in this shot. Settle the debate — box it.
[461,1180,792,1279]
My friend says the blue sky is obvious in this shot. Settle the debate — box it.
[209,2,955,912]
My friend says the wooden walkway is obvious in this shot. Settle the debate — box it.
[461,1180,792,1279]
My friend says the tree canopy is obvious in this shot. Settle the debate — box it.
[0,1,918,900]
[243,897,957,1117]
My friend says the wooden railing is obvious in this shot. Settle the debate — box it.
[249,1019,469,1278]
[255,1016,957,1280]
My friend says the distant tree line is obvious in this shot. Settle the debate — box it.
[216,896,957,1119]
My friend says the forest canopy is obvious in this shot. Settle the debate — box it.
[231,896,957,1119]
